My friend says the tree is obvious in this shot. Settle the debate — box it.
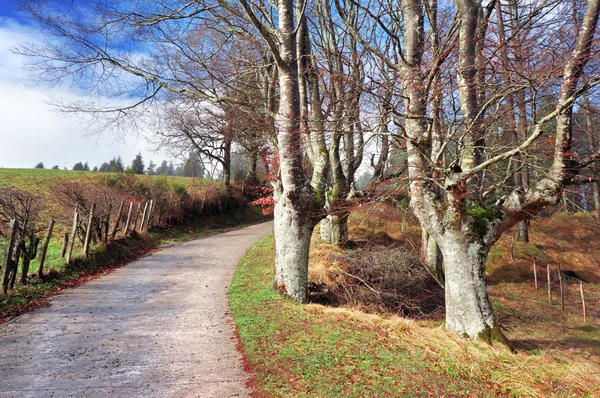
[34,162,44,169]
[156,160,169,176]
[182,152,204,178]
[72,162,85,171]
[51,165,59,170]
[147,160,156,176]
[131,153,145,174]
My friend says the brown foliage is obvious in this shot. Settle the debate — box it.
[313,247,444,318]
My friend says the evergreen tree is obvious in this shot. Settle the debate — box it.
[73,161,85,171]
[107,156,124,172]
[156,160,169,175]
[83,162,90,171]
[182,152,204,177]
[147,160,156,175]
[131,152,145,174]
[34,162,44,169]
[51,165,59,170]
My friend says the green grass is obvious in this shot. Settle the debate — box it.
[231,235,600,397]
[231,237,493,397]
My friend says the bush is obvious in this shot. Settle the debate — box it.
[314,247,444,318]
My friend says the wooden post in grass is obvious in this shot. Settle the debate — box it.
[149,200,156,227]
[547,264,552,305]
[533,257,538,290]
[83,203,96,257]
[558,263,565,311]
[60,233,68,258]
[124,202,133,236]
[146,200,154,229]
[110,200,125,242]
[38,219,55,278]
[579,281,587,323]
[140,201,149,232]
[2,219,17,295]
[66,208,79,264]
[147,200,154,228]
[103,204,112,250]
[132,203,142,232]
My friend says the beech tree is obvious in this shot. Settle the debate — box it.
[334,0,600,342]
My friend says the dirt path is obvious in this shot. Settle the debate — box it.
[0,222,273,398]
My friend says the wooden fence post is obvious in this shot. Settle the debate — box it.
[103,204,112,250]
[140,201,149,232]
[83,204,96,257]
[547,264,552,305]
[110,200,125,242]
[124,202,133,236]
[580,281,587,323]
[533,257,538,290]
[2,219,18,295]
[66,207,79,264]
[146,200,154,229]
[148,200,156,227]
[132,203,141,232]
[38,219,55,278]
[558,263,565,311]
[60,232,69,258]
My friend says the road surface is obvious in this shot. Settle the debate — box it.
[0,222,273,398]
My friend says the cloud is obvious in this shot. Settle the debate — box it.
[0,18,167,169]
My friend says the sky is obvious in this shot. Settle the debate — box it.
[0,3,167,170]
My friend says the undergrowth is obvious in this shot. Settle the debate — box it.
[231,206,600,397]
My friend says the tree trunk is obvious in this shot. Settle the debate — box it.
[273,188,314,303]
[593,183,600,222]
[329,213,348,246]
[421,230,444,285]
[223,136,232,187]
[320,217,331,243]
[269,0,316,302]
[438,234,503,342]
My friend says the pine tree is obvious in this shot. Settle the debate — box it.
[131,153,145,174]
[147,160,156,175]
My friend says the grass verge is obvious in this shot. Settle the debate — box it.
[1,206,269,322]
[231,235,600,397]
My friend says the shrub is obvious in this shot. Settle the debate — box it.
[315,247,444,318]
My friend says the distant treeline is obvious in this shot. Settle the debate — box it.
[34,152,205,178]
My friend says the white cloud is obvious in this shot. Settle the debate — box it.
[0,18,167,169]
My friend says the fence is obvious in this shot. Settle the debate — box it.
[1,198,159,295]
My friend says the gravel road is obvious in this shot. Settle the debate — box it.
[0,221,273,398]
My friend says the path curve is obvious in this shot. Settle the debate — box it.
[0,221,273,398]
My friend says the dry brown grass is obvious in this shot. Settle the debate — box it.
[307,203,600,396]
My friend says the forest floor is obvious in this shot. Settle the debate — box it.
[0,221,272,397]
[231,205,600,397]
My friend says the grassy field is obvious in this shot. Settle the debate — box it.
[231,207,600,397]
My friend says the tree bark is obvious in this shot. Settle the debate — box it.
[438,234,504,342]
[223,136,232,187]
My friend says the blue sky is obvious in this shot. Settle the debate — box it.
[0,3,18,18]
[0,2,167,169]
